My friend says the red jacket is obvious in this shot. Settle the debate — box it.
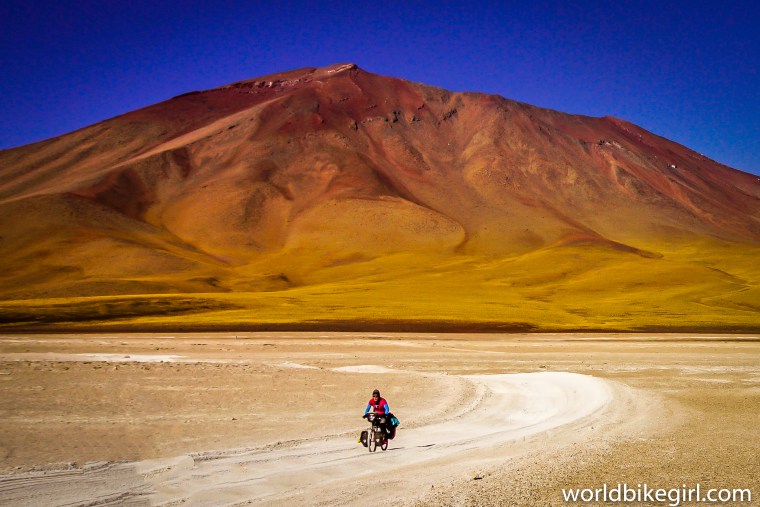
[365,397,389,414]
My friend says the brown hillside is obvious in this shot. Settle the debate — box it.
[0,63,758,330]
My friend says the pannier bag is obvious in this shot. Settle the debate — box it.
[388,413,400,440]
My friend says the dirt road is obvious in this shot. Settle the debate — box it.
[0,368,637,506]
[0,333,757,506]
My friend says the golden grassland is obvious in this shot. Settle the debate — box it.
[1,238,758,332]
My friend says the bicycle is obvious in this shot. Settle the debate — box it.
[363,412,389,452]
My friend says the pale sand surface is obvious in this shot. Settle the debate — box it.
[0,333,758,505]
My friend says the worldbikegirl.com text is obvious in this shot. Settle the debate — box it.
[562,483,751,506]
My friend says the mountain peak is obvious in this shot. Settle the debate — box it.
[321,62,359,73]
[223,62,361,91]
[0,64,759,332]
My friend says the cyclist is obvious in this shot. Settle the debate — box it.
[363,389,392,442]
[364,389,389,416]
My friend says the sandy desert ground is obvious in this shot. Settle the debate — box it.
[0,333,758,506]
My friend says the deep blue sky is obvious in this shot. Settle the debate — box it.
[1,0,758,175]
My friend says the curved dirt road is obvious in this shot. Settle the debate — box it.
[0,370,632,506]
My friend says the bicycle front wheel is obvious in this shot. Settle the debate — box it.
[368,428,376,452]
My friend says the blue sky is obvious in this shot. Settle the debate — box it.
[1,0,758,175]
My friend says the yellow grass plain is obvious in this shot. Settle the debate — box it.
[1,238,758,332]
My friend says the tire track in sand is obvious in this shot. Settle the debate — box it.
[0,371,639,506]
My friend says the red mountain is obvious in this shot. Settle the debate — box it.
[0,63,758,331]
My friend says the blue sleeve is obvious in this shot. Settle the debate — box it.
[365,403,371,414]
[384,403,390,414]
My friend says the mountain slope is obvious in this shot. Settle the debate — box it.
[0,63,758,331]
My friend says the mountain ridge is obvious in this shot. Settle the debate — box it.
[0,63,758,331]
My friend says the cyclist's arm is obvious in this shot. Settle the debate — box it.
[364,403,372,414]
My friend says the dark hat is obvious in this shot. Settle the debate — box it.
[372,389,380,396]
